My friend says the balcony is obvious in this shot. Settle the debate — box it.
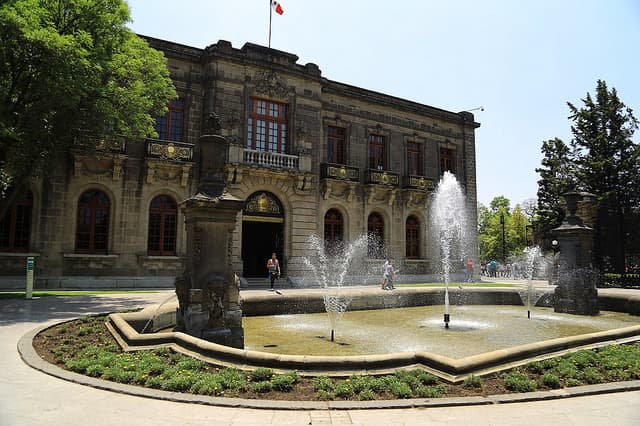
[243,149,299,169]
[144,139,194,187]
[404,175,435,191]
[145,139,194,162]
[320,163,360,182]
[364,169,400,187]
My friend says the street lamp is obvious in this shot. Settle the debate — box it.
[500,213,506,262]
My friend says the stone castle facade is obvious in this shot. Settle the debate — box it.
[0,37,479,288]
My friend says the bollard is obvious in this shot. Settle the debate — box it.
[26,256,34,299]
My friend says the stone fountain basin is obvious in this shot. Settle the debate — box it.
[107,287,640,383]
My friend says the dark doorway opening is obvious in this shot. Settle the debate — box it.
[242,221,284,277]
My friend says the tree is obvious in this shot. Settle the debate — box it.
[533,137,574,249]
[568,80,639,272]
[0,0,176,213]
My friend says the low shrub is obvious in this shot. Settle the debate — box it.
[250,367,274,382]
[540,372,561,389]
[271,371,298,392]
[502,371,537,393]
[312,376,334,392]
[252,380,273,393]
[463,375,483,389]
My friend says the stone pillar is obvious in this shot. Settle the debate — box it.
[175,116,245,347]
[553,192,599,315]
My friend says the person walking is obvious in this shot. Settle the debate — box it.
[266,252,280,291]
[381,259,396,290]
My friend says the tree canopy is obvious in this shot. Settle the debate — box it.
[0,0,176,206]
[533,80,639,272]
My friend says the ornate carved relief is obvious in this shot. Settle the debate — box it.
[405,190,428,208]
[145,159,193,187]
[244,192,282,216]
[323,180,357,202]
[71,152,127,182]
[253,69,290,99]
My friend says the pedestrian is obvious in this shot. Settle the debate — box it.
[466,258,474,283]
[381,258,396,290]
[266,252,280,291]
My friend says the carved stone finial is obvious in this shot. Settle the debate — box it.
[203,112,222,135]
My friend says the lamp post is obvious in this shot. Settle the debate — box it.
[500,213,506,262]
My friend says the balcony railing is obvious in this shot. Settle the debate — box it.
[320,163,360,182]
[243,149,299,169]
[145,139,194,162]
[404,175,435,191]
[365,169,400,186]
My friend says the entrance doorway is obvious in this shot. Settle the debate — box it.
[241,191,285,277]
[242,221,284,277]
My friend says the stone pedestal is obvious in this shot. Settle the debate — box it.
[553,192,599,316]
[174,127,245,348]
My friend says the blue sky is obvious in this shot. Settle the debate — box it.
[125,0,640,207]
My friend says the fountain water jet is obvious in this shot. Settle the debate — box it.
[303,234,368,341]
[430,172,470,329]
[518,246,547,319]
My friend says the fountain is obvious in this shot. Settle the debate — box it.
[303,234,368,342]
[517,246,547,319]
[430,171,471,328]
[104,171,640,382]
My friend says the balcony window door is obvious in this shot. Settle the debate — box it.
[154,99,184,142]
[327,126,345,164]
[368,134,386,170]
[407,142,422,176]
[324,208,344,256]
[440,147,455,174]
[247,98,288,153]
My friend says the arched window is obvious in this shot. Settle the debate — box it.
[147,195,177,256]
[76,190,110,254]
[367,212,385,258]
[324,208,344,256]
[0,191,32,252]
[406,215,420,259]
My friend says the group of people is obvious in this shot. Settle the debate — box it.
[265,252,399,292]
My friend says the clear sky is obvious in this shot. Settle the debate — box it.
[125,0,640,208]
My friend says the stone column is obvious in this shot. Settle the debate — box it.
[175,117,245,347]
[553,192,599,315]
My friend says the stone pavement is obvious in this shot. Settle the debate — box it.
[1,290,639,425]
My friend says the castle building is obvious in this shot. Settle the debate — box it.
[0,37,479,288]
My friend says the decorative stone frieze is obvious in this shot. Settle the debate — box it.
[71,151,127,182]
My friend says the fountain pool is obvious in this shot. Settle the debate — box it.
[243,305,638,358]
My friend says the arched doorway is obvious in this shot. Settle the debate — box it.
[241,191,284,277]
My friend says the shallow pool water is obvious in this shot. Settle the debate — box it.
[243,305,639,358]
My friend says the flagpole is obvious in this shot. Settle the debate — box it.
[268,0,272,48]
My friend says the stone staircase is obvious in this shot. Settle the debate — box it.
[239,276,291,290]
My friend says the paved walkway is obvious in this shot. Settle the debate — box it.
[1,290,639,425]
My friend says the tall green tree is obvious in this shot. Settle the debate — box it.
[533,137,574,248]
[568,80,639,272]
[0,0,176,212]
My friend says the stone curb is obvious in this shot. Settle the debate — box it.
[18,322,640,411]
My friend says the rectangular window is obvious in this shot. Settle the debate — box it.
[247,98,288,153]
[154,99,184,142]
[369,134,386,170]
[440,147,455,174]
[407,142,422,176]
[327,126,345,164]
